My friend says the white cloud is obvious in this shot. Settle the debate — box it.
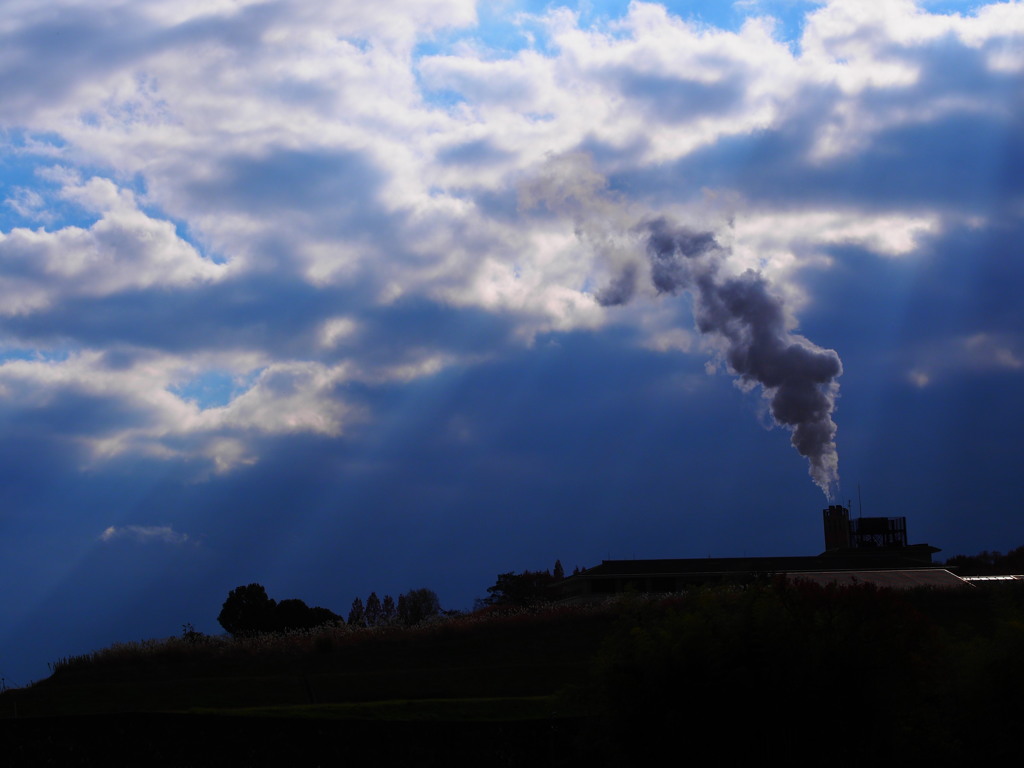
[731,209,940,282]
[0,351,357,470]
[799,0,1023,159]
[0,1,1018,473]
[319,317,360,348]
[205,361,353,435]
[908,333,1024,387]
[99,524,189,544]
[4,187,52,223]
[962,333,1024,371]
[0,177,225,314]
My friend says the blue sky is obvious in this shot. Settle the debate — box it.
[1,0,1023,685]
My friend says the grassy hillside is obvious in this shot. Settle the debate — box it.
[3,604,617,717]
[4,580,1024,765]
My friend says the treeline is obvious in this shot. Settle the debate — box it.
[944,545,1024,575]
[216,584,340,636]
[216,560,572,637]
[476,559,571,608]
[217,585,444,637]
[214,544,1024,639]
[346,588,440,628]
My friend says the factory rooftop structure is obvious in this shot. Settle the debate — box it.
[554,504,967,600]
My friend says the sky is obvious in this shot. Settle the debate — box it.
[1,0,1022,685]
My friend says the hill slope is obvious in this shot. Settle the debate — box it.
[4,581,1024,766]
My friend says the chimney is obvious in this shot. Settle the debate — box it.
[823,504,851,551]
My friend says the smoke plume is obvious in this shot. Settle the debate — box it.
[634,218,842,497]
[522,153,842,497]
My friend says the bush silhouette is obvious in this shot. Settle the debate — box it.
[275,599,340,632]
[218,584,278,636]
[218,584,341,636]
[482,570,557,607]
[398,588,441,626]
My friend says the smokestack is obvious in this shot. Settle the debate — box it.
[823,504,851,550]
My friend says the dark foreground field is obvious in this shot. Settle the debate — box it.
[0,711,593,766]
[4,580,1024,766]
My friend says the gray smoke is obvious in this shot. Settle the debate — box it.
[519,153,842,497]
[634,218,842,497]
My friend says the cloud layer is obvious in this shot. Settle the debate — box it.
[1,0,1021,490]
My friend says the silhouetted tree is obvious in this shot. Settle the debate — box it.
[365,592,383,626]
[553,560,565,580]
[218,585,341,635]
[483,570,557,607]
[381,594,397,624]
[398,588,441,626]
[218,584,278,636]
[348,596,366,627]
[275,599,341,631]
[307,605,342,627]
[275,598,311,631]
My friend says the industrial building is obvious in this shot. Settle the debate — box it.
[554,504,967,600]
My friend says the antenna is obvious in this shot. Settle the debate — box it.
[858,483,863,518]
